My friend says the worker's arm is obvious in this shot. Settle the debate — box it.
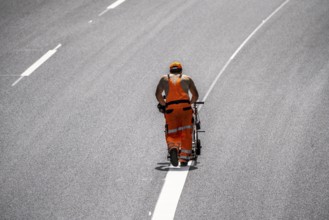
[189,78,199,104]
[155,77,166,106]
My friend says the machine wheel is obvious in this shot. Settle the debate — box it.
[196,139,201,155]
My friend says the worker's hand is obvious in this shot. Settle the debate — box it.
[157,103,166,113]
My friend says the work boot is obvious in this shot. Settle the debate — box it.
[169,148,178,167]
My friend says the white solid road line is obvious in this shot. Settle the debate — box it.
[152,1,290,219]
[152,162,192,220]
[98,0,126,16]
[201,0,290,106]
[12,44,62,87]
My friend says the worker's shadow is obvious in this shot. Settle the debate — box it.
[155,162,198,171]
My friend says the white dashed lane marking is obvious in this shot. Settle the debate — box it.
[12,44,62,86]
[98,0,126,16]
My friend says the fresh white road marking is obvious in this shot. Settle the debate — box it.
[12,44,62,86]
[98,0,126,16]
[152,162,192,220]
[152,1,290,219]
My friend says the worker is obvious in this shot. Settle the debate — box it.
[155,61,199,167]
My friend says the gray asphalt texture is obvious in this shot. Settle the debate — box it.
[1,0,329,219]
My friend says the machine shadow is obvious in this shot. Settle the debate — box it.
[155,162,199,171]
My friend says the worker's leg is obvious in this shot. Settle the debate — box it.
[165,109,181,151]
[164,109,182,166]
[179,108,193,163]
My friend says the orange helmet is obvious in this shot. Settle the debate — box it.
[169,61,182,73]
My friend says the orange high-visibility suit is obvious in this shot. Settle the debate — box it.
[165,74,193,162]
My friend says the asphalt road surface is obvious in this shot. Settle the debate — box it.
[1,0,329,219]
